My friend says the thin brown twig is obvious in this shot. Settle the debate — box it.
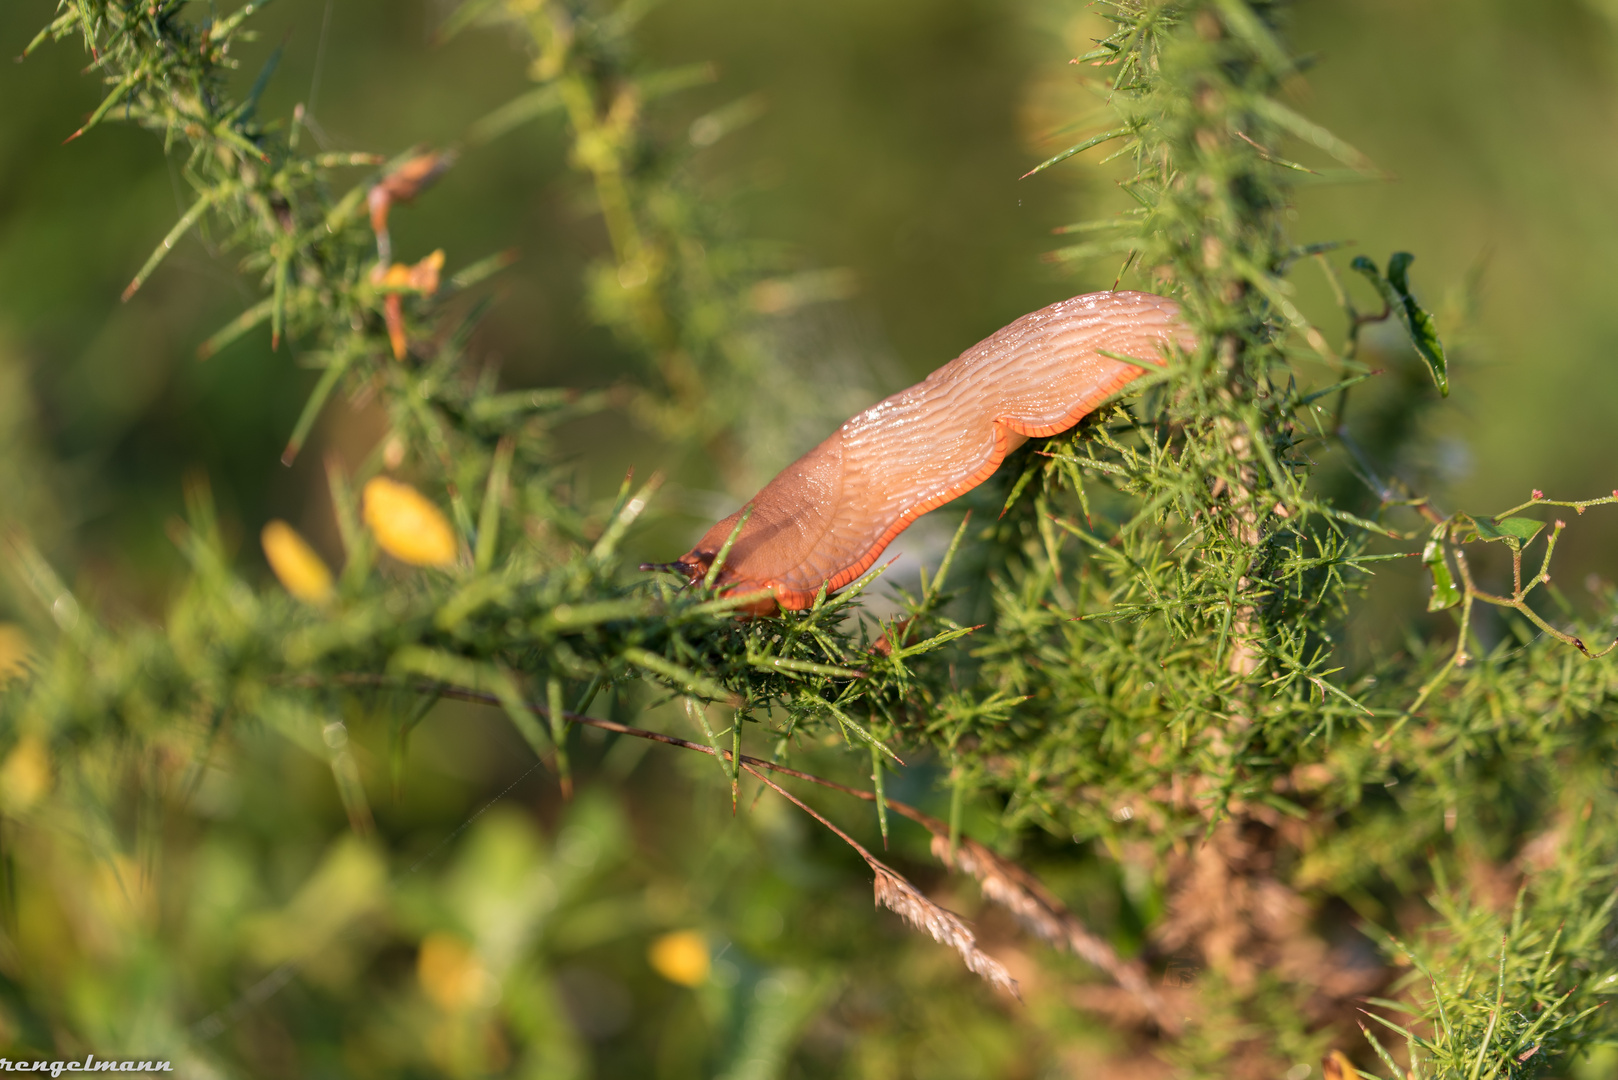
[1375,500,1618,750]
[738,762,1019,998]
[928,832,1177,1031]
[321,673,1171,1019]
[1452,523,1616,659]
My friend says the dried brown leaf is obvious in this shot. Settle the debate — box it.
[930,832,1171,1027]
[870,863,1020,999]
[734,762,1018,997]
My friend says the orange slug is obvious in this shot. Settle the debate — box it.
[648,290,1195,614]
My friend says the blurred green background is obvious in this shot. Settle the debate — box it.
[3,0,1617,1075]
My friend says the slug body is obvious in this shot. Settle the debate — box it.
[664,290,1195,613]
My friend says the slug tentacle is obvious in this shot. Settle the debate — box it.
[662,290,1195,614]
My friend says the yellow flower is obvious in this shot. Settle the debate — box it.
[648,930,710,987]
[0,623,29,684]
[380,249,446,296]
[1322,1051,1360,1080]
[418,932,491,1011]
[363,476,458,567]
[0,734,51,812]
[261,521,335,603]
[379,250,447,360]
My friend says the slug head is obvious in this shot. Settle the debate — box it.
[638,551,781,616]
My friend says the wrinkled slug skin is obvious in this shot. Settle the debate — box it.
[679,290,1195,612]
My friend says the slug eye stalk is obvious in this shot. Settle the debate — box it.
[638,560,699,577]
[639,553,714,582]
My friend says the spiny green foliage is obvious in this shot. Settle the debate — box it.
[1,1,986,1071]
[936,2,1618,1075]
[450,0,820,480]
[24,0,580,477]
[13,1,946,764]
[6,6,980,874]
[5,0,1618,1077]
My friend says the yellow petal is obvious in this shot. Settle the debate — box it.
[1322,1050,1359,1080]
[0,623,29,684]
[384,293,408,360]
[261,521,335,603]
[409,249,445,296]
[648,930,710,987]
[363,477,458,567]
[0,734,52,812]
[418,931,490,1011]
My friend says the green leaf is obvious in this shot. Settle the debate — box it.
[122,188,223,301]
[622,648,735,703]
[702,505,753,590]
[685,589,777,617]
[1348,254,1385,287]
[1020,125,1135,179]
[1046,237,1141,265]
[589,473,662,564]
[469,387,587,423]
[279,345,358,466]
[1210,0,1294,77]
[536,600,651,630]
[638,62,720,101]
[435,0,505,42]
[1352,254,1449,397]
[197,297,274,360]
[1252,96,1377,172]
[748,656,865,680]
[236,41,285,126]
[889,623,980,661]
[923,512,973,609]
[20,11,74,59]
[387,647,553,760]
[1472,516,1545,547]
[63,68,140,144]
[821,700,903,765]
[999,463,1039,519]
[466,86,563,146]
[1386,252,1449,397]
[1423,525,1461,612]
[871,743,889,847]
[474,438,514,574]
[547,677,572,799]
[688,94,768,148]
[447,249,520,293]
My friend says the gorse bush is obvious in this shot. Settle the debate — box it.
[3,0,1617,1077]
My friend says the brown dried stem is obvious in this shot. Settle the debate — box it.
[738,761,1019,999]
[325,674,1169,1014]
